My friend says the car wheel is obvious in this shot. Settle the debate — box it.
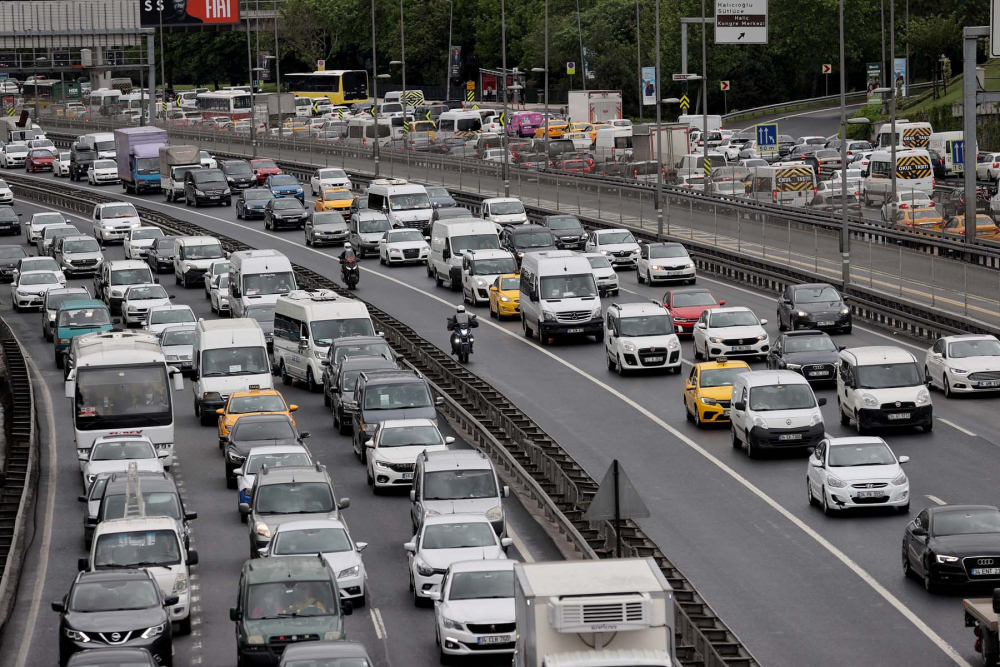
[807,479,818,506]
[637,269,645,284]
[855,411,868,435]
[280,362,292,386]
[646,270,653,286]
[746,431,760,459]
[731,426,741,448]
[435,270,443,287]
[323,388,331,407]
[943,379,952,399]
[489,302,498,319]
[923,568,938,594]
[367,465,375,488]
[616,355,626,377]
[177,615,192,636]
[822,492,834,516]
[338,412,350,436]
[838,399,850,425]
[693,340,704,360]
[923,419,933,433]
[902,546,914,579]
[306,367,319,394]
[777,312,787,332]
[522,317,533,339]
[55,350,63,368]
[693,407,702,428]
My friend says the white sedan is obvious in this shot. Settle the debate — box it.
[925,334,1000,396]
[585,228,641,268]
[81,434,166,487]
[199,150,217,169]
[143,304,196,335]
[87,159,120,185]
[209,273,230,314]
[378,228,430,265]
[10,270,62,311]
[310,168,352,196]
[807,436,909,515]
[692,306,769,361]
[365,419,453,493]
[0,178,12,205]
[122,283,172,326]
[53,151,72,177]
[0,144,28,168]
[124,227,165,260]
[25,211,67,243]
[430,559,516,662]
[266,519,368,607]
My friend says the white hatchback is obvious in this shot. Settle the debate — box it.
[379,228,431,266]
[144,304,196,335]
[122,283,172,326]
[807,436,910,514]
[87,159,119,185]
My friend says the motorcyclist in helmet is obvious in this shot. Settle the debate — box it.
[447,304,479,332]
[339,242,358,282]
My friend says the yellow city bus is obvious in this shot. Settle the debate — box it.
[283,70,370,106]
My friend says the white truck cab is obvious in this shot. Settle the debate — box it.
[481,197,528,228]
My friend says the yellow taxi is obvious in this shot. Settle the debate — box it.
[936,214,1000,240]
[216,387,298,444]
[589,123,612,143]
[314,188,355,212]
[534,120,569,139]
[411,119,437,139]
[683,357,751,428]
[488,273,521,319]
[891,206,942,229]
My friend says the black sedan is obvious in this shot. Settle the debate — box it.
[0,205,21,236]
[54,570,175,667]
[264,198,307,231]
[0,244,26,282]
[902,504,1000,593]
[766,330,840,382]
[236,188,274,220]
[776,283,852,334]
[222,413,309,487]
[146,236,178,274]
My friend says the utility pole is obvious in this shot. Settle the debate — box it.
[246,12,257,156]
[400,0,408,128]
[880,0,886,88]
[544,0,549,161]
[371,0,381,177]
[446,0,453,102]
[576,0,586,92]
[838,0,849,287]
[273,0,282,128]
[701,0,708,194]
[636,0,642,124]
[654,0,662,236]
[501,0,510,196]
[889,0,897,219]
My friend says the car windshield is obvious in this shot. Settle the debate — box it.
[699,367,746,388]
[426,187,451,199]
[63,239,101,253]
[387,230,424,243]
[491,201,525,215]
[311,319,375,345]
[358,216,391,233]
[334,342,393,366]
[748,384,816,410]
[44,226,76,240]
[246,581,338,620]
[245,451,311,474]
[161,329,195,346]
[933,509,1000,537]
[649,246,688,259]
[273,527,351,555]
[101,204,137,219]
[587,256,612,270]
[472,257,517,275]
[319,169,348,179]
[91,440,155,460]
[23,257,59,271]
[709,311,758,327]
[135,157,158,174]
[619,315,673,337]
[784,335,837,353]
[253,159,278,170]
[449,570,514,601]
[423,522,497,549]
[452,234,500,254]
[363,382,432,410]
[20,273,58,285]
[93,159,115,169]
[379,425,443,448]
[223,162,253,176]
[255,482,335,514]
[948,339,1000,358]
[58,307,110,327]
[423,469,497,500]
[30,149,54,158]
[233,419,295,442]
[103,491,181,521]
[599,231,635,245]
[46,292,86,310]
[389,193,431,211]
[243,273,294,296]
[794,286,841,304]
[111,268,153,285]
[540,274,598,299]
[274,199,303,210]
[323,190,354,202]
[828,441,895,467]
[546,216,581,230]
[150,309,194,325]
[202,347,271,376]
[500,277,520,290]
[127,285,168,301]
[32,213,65,226]
[229,394,287,414]
[131,228,163,241]
[671,291,717,307]
[514,232,553,249]
[245,190,274,201]
[270,175,298,186]
[216,275,230,289]
[246,306,276,325]
[284,658,370,667]
[182,243,224,259]
[70,580,160,612]
[855,362,921,389]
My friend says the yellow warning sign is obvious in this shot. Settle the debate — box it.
[679,94,690,110]
[338,108,344,120]
[466,80,475,91]
[703,159,712,177]
[466,89,474,102]
[896,155,932,179]
[902,126,931,148]
[5,107,13,117]
[775,167,815,192]
[472,104,480,110]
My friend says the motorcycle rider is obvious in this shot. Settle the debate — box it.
[339,242,359,284]
[446,305,478,354]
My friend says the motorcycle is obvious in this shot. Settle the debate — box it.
[450,326,474,363]
[341,259,360,290]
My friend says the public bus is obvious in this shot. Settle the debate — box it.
[283,70,369,106]
[195,90,252,120]
[64,331,185,466]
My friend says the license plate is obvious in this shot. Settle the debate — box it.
[887,412,911,420]
[818,321,835,326]
[567,328,584,333]
[733,345,752,352]
[478,636,510,645]
[858,490,884,499]
[664,271,681,276]
[778,433,803,441]
[808,370,830,377]
[645,356,664,363]
[978,380,1000,387]
[401,472,413,480]
[209,196,219,200]
[972,567,1000,576]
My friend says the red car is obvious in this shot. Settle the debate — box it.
[25,148,56,172]
[661,288,725,335]
[250,158,281,184]
[555,159,592,174]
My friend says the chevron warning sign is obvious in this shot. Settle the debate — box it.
[896,154,932,179]
[679,95,690,110]
[902,126,931,148]
[466,89,474,102]
[703,158,712,177]
[775,167,815,191]
[338,108,344,120]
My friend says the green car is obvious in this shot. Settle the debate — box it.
[53,298,114,368]
[230,555,352,666]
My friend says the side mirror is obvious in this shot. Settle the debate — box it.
[169,295,176,300]
[403,542,417,553]
[501,537,514,548]
[898,455,910,464]
[503,485,510,498]
[912,526,927,537]
[365,439,374,448]
[289,405,298,412]
[77,495,88,503]
[685,381,694,390]
[216,408,224,415]
[154,278,160,284]
[695,322,707,330]
[238,503,250,516]
[810,458,823,468]
[356,541,368,552]
[930,351,942,358]
[78,450,89,462]
[427,590,441,602]
[341,600,353,616]
[187,550,199,566]
[409,490,416,502]
[51,600,65,613]
[435,396,445,406]
[992,588,1000,614]
[759,319,768,326]
[337,497,350,510]
[219,435,229,444]
[444,436,456,445]
[184,511,198,521]
[733,401,746,411]
[229,607,241,621]
[817,397,827,407]
[78,558,89,571]
[300,432,311,439]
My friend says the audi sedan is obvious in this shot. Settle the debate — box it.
[902,504,1000,592]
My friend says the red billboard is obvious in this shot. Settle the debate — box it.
[141,0,240,26]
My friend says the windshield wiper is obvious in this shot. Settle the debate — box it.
[130,561,175,569]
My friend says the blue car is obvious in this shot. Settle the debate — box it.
[265,174,305,203]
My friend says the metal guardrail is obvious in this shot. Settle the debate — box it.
[0,317,37,643]
[7,174,761,667]
[721,81,936,123]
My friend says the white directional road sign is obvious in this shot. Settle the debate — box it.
[716,0,768,44]
[756,122,779,154]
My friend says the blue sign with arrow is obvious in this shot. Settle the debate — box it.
[756,123,778,154]
[951,139,965,173]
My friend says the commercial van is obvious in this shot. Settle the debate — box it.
[228,249,297,318]
[366,178,434,230]
[861,149,933,206]
[874,121,932,149]
[86,132,117,159]
[595,127,633,161]
[679,114,722,134]
[508,111,543,138]
[384,89,425,107]
[837,346,932,433]
[677,152,728,178]
[429,218,501,290]
[437,110,482,136]
[743,165,817,207]
[346,117,392,147]
[273,289,376,392]
[173,236,226,288]
[928,131,967,175]
[192,318,273,425]
[519,250,603,343]
[730,370,827,456]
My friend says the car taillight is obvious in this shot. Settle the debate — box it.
[900,203,908,209]
[772,190,778,202]
[993,162,997,168]
[813,188,817,195]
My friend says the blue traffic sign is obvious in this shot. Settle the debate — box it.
[0,74,8,79]
[756,123,779,154]
[951,139,965,173]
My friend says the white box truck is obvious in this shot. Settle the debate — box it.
[514,559,675,667]
[159,145,201,202]
[632,123,691,168]
[567,90,623,124]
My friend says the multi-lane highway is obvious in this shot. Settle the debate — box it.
[1,160,997,667]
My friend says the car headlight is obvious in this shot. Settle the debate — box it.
[757,334,767,341]
[48,312,56,321]
[710,337,724,344]
[915,388,930,405]
[891,471,908,486]
[254,522,271,538]
[247,634,266,645]
[424,508,440,517]
[15,289,28,297]
[324,631,343,641]
[64,628,91,642]
[223,188,232,195]
[486,506,503,521]
[517,252,524,258]
[667,338,680,350]
[499,295,511,303]
[374,459,390,470]
[752,416,767,428]
[686,262,695,269]
[227,450,245,464]
[809,412,823,427]
[442,616,464,630]
[700,397,719,406]
[796,310,809,318]
[195,189,206,196]
[622,342,636,353]
[947,367,968,375]
[592,306,602,318]
[476,278,486,287]
[338,565,360,579]
[314,350,325,359]
[203,392,222,401]
[935,554,959,563]
[128,305,137,312]
[165,354,178,361]
[541,310,557,322]
[85,473,97,485]
[600,250,610,256]
[64,259,74,264]
[785,363,802,370]
[414,557,435,577]
[140,622,166,639]
[826,474,847,489]
[172,572,188,594]
[651,265,662,271]
[839,307,850,315]
[860,392,878,407]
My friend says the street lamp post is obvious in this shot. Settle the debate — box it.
[34,56,46,122]
[398,0,408,129]
[371,0,382,177]
[701,0,709,194]
[446,0,454,102]
[500,0,510,196]
[889,0,897,218]
[654,0,661,234]
[636,0,642,124]
[531,65,548,162]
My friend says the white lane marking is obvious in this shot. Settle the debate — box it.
[505,521,534,563]
[937,418,976,438]
[926,495,948,506]
[370,607,387,639]
[26,174,969,664]
[13,356,57,667]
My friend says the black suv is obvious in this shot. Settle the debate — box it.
[222,413,309,488]
[146,236,178,274]
[500,224,556,267]
[0,206,22,236]
[351,370,440,461]
[539,214,586,250]
[54,569,175,667]
[219,158,256,190]
[183,168,231,207]
[69,141,98,181]
[264,198,307,231]
[326,355,397,435]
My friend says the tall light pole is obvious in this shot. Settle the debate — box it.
[246,16,256,153]
[889,0,897,217]
[576,0,586,92]
[654,0,662,235]
[531,0,549,161]
[500,0,510,196]
[158,3,165,124]
[273,0,281,93]
[904,0,909,98]
[446,0,454,102]
[636,0,642,124]
[701,0,709,194]
[880,0,886,88]
[371,0,382,177]
[399,0,408,126]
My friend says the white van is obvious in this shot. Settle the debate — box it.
[346,117,392,147]
[429,218,501,291]
[384,89,425,107]
[519,250,603,344]
[273,289,376,392]
[173,236,226,288]
[874,121,932,150]
[192,318,273,424]
[861,149,933,206]
[928,131,967,175]
[437,110,483,136]
[836,346,932,433]
[481,197,528,228]
[86,132,117,159]
[366,178,434,230]
[679,114,722,134]
[743,165,817,207]
[595,127,633,161]
[460,249,518,305]
[730,370,827,457]
[677,152,728,178]
[228,249,297,318]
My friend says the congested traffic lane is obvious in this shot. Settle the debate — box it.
[14,169,992,666]
[0,197,558,667]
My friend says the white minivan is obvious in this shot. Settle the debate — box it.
[273,289,376,392]
[519,250,603,344]
[173,236,226,288]
[836,346,933,433]
[366,178,434,230]
[428,218,501,291]
[228,249,297,318]
[861,149,933,206]
[192,318,273,425]
[730,370,827,458]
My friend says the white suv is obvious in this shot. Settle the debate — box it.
[604,302,681,374]
[636,241,696,285]
[836,346,932,433]
[585,228,641,268]
[364,419,453,493]
[693,306,769,361]
[729,370,826,457]
[92,202,141,243]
